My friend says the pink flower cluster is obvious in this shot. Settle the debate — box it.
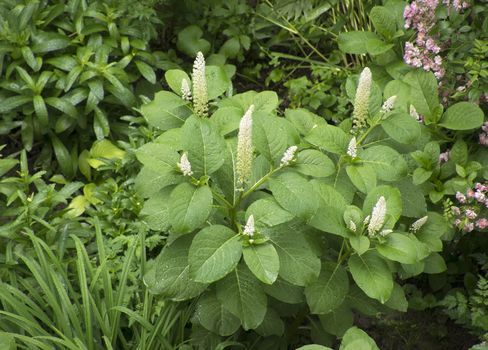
[403,0,468,79]
[452,183,488,232]
[439,149,450,164]
[479,121,488,147]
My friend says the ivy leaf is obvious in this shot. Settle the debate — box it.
[144,235,207,301]
[169,183,213,234]
[243,243,279,285]
[216,263,267,330]
[189,225,242,283]
[181,115,226,177]
[348,251,393,303]
[194,290,241,336]
[305,262,349,314]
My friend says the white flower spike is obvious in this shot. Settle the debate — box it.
[280,146,298,167]
[352,67,372,132]
[181,78,192,102]
[192,52,208,117]
[243,215,255,237]
[347,137,357,158]
[368,196,387,236]
[177,153,193,177]
[410,216,428,232]
[236,105,254,186]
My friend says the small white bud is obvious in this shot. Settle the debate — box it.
[368,196,387,236]
[177,153,193,177]
[347,137,357,158]
[410,216,428,232]
[379,229,393,237]
[280,146,298,166]
[347,220,357,232]
[409,105,422,122]
[381,95,396,113]
[181,78,192,101]
[243,215,255,237]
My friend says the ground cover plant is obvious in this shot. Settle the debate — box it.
[0,0,487,349]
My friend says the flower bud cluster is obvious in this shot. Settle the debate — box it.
[479,122,488,147]
[451,183,488,232]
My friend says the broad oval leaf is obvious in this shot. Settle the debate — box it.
[305,262,349,314]
[216,263,267,330]
[189,225,242,283]
[377,232,418,264]
[181,115,226,177]
[348,251,393,303]
[169,183,213,234]
[295,149,335,177]
[439,102,484,130]
[194,291,241,336]
[243,243,279,284]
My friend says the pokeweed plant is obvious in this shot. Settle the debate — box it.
[133,52,481,347]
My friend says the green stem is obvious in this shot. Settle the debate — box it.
[241,167,281,200]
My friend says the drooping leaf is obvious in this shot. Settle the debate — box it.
[243,243,279,285]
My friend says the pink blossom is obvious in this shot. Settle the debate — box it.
[464,222,475,232]
[465,209,477,220]
[456,191,466,204]
[439,150,450,163]
[476,218,488,230]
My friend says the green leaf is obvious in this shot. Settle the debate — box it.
[340,327,380,350]
[394,179,427,218]
[269,172,319,220]
[254,308,284,337]
[88,139,126,169]
[297,346,333,350]
[0,95,32,113]
[377,233,419,264]
[243,243,279,285]
[33,95,48,126]
[423,253,447,274]
[169,183,213,234]
[403,70,439,120]
[210,106,242,135]
[348,251,393,303]
[135,143,180,173]
[382,112,421,144]
[385,283,408,312]
[45,97,78,118]
[135,166,181,198]
[189,225,242,283]
[370,6,396,37]
[0,332,15,350]
[93,108,110,139]
[361,145,407,181]
[216,263,267,330]
[305,124,349,154]
[144,235,207,300]
[135,60,156,84]
[253,112,288,162]
[263,278,304,304]
[246,198,294,227]
[176,25,211,57]
[439,102,484,130]
[206,66,229,100]
[165,69,191,96]
[194,291,241,336]
[319,303,354,337]
[338,31,382,54]
[181,115,226,177]
[295,149,335,177]
[0,158,18,177]
[412,167,432,185]
[140,188,172,232]
[140,91,191,130]
[363,185,402,229]
[349,236,370,255]
[267,226,320,286]
[309,181,349,237]
[50,134,74,178]
[346,164,377,194]
[285,108,326,136]
[305,262,349,314]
